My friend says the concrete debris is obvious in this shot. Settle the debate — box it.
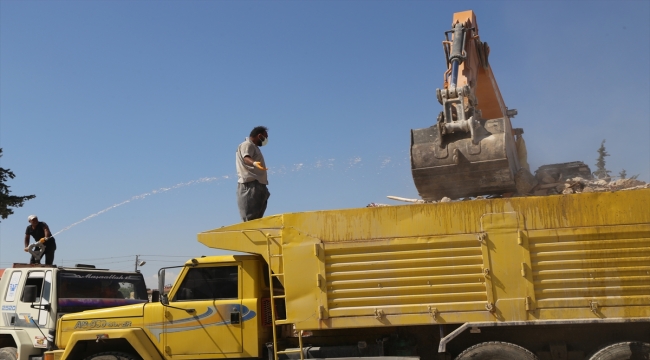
[515,168,538,195]
[535,161,594,183]
[381,164,646,206]
[366,203,389,207]
[610,178,645,189]
[529,176,648,196]
[541,176,556,184]
[386,196,426,203]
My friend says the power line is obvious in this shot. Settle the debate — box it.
[139,255,195,258]
[60,255,135,261]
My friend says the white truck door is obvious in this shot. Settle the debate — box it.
[37,271,52,327]
[1,270,22,328]
[15,271,49,349]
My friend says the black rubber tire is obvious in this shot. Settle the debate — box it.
[0,347,18,360]
[588,342,650,360]
[83,352,140,360]
[455,341,538,360]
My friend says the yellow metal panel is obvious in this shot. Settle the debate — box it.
[57,307,145,349]
[537,307,650,320]
[200,190,650,246]
[58,328,163,360]
[319,311,494,329]
[321,233,488,328]
[328,302,487,318]
[529,224,650,313]
[281,227,324,329]
[198,215,284,280]
[480,212,530,321]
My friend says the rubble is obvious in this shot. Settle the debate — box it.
[528,176,648,196]
[609,178,645,189]
[382,163,647,206]
[527,161,648,196]
[366,202,389,207]
[515,168,538,195]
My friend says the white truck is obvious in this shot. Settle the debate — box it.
[0,264,148,360]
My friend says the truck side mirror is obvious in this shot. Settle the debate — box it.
[160,294,169,306]
[23,285,37,303]
[151,290,160,303]
[158,268,166,295]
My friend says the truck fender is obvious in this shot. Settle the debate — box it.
[0,329,42,359]
[60,329,162,360]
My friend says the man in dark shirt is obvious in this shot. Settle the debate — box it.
[24,215,57,265]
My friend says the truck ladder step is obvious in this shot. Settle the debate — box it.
[277,349,303,355]
[274,319,292,325]
[271,273,284,277]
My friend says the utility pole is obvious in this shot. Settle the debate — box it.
[135,255,146,272]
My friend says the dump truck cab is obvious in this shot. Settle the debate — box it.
[50,255,275,360]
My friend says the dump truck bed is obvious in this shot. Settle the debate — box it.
[199,189,650,331]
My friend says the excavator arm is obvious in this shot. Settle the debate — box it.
[411,11,530,200]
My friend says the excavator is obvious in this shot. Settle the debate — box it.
[411,10,531,201]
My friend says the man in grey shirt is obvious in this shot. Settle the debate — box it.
[236,126,270,221]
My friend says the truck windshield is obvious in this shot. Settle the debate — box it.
[57,270,148,313]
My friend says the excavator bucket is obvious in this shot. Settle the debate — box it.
[411,117,519,201]
[410,10,525,201]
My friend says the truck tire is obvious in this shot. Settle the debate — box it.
[83,352,140,360]
[455,341,538,360]
[0,347,18,360]
[588,342,650,360]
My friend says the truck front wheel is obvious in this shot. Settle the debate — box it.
[83,352,140,360]
[0,347,18,360]
[588,342,650,360]
[455,341,537,360]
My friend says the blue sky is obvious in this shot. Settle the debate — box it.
[1,1,648,287]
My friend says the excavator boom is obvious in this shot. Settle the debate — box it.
[411,11,527,200]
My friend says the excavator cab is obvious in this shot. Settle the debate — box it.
[411,11,528,201]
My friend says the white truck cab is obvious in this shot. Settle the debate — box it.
[0,264,147,360]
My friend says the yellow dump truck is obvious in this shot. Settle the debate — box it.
[44,189,650,360]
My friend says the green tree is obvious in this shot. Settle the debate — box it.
[619,169,627,179]
[594,140,611,179]
[0,148,36,221]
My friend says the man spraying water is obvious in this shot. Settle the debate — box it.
[24,214,57,265]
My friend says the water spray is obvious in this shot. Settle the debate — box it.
[50,155,402,238]
[52,176,230,237]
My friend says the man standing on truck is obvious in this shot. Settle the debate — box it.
[236,126,270,222]
[24,214,57,265]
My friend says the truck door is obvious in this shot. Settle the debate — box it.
[37,271,53,328]
[1,270,22,328]
[15,271,51,348]
[163,264,243,357]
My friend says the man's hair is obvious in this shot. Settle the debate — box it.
[250,126,268,137]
